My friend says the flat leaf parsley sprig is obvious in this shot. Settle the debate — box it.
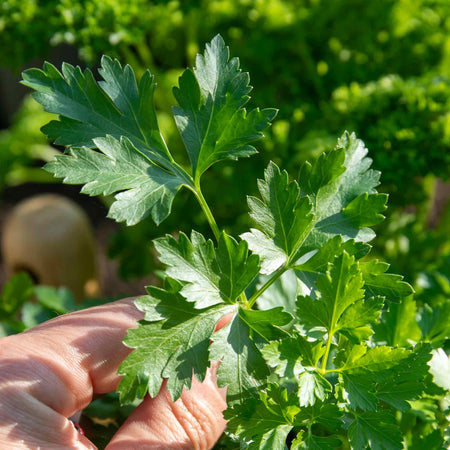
[23,35,436,449]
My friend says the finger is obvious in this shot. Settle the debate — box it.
[106,363,227,450]
[0,298,143,449]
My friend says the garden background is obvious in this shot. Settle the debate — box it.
[0,0,448,447]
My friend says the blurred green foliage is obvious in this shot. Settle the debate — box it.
[0,272,76,336]
[2,0,450,188]
[0,97,58,189]
[1,0,449,282]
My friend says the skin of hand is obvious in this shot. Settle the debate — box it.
[0,298,228,449]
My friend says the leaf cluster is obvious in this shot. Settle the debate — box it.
[21,36,448,449]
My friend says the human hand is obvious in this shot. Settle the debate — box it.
[0,298,227,449]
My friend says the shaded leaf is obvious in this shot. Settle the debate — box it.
[292,433,342,450]
[117,289,234,403]
[360,260,414,301]
[210,312,271,404]
[348,412,403,450]
[1,272,34,316]
[255,270,298,314]
[417,303,450,347]
[298,370,332,407]
[373,296,421,346]
[294,236,370,274]
[262,333,325,378]
[225,386,299,449]
[238,307,292,341]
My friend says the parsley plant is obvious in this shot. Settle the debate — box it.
[22,35,440,449]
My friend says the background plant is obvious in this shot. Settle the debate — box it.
[1,0,449,283]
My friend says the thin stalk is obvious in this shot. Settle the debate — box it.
[320,329,334,374]
[188,179,250,307]
[239,292,249,308]
[319,259,344,373]
[324,368,341,375]
[247,265,287,309]
[191,183,221,242]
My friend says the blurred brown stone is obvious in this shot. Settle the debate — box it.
[1,194,100,300]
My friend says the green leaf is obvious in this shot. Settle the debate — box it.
[21,302,55,329]
[428,348,450,390]
[225,386,299,449]
[410,429,445,450]
[254,270,298,314]
[0,272,34,316]
[316,253,365,327]
[242,161,314,274]
[376,380,424,411]
[298,370,332,407]
[296,295,329,332]
[359,260,414,301]
[119,292,290,406]
[338,296,384,342]
[22,56,171,165]
[342,192,388,227]
[172,34,276,179]
[297,253,365,334]
[292,403,343,449]
[338,345,432,411]
[417,302,450,347]
[291,433,342,450]
[210,310,274,404]
[45,136,184,225]
[339,345,428,376]
[238,307,292,341]
[294,236,370,274]
[21,56,191,226]
[295,402,343,430]
[298,148,346,195]
[341,372,378,411]
[243,133,386,277]
[300,132,383,249]
[262,333,325,378]
[34,286,76,314]
[348,412,403,450]
[373,296,422,346]
[117,289,234,403]
[154,231,260,308]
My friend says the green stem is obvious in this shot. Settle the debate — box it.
[191,182,221,242]
[320,329,334,374]
[319,259,344,373]
[189,179,250,306]
[247,265,288,309]
[324,368,341,375]
[239,292,249,307]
